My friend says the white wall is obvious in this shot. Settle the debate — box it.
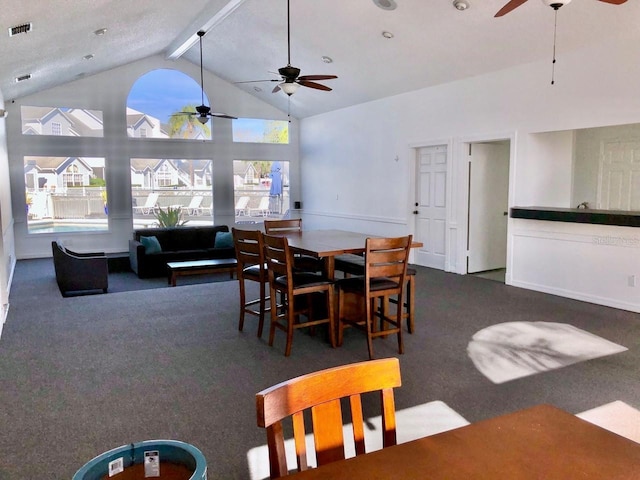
[5,55,299,258]
[0,89,15,328]
[300,33,640,312]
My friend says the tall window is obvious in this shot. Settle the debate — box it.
[24,156,108,234]
[232,118,289,144]
[233,160,290,222]
[127,69,212,140]
[131,158,214,228]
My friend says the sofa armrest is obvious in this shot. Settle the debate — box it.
[129,239,145,275]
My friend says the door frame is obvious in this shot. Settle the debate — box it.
[454,132,517,284]
[409,138,454,271]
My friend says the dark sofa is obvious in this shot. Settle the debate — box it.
[129,225,235,278]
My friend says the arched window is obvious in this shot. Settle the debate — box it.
[126,69,212,140]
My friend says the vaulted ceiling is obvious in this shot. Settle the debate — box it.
[1,0,638,118]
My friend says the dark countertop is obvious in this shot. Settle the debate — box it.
[510,206,640,228]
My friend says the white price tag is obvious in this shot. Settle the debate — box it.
[108,457,124,477]
[144,450,160,478]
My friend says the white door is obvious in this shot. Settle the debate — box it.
[414,145,447,270]
[597,140,640,210]
[467,143,509,274]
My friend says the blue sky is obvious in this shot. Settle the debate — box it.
[127,69,207,123]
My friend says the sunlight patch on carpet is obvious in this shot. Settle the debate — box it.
[246,400,469,480]
[578,401,640,444]
[467,321,627,384]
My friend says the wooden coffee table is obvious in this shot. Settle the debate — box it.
[167,258,237,286]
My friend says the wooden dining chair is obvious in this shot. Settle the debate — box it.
[335,254,416,333]
[337,236,412,359]
[263,233,336,356]
[232,228,270,338]
[264,219,323,272]
[256,357,402,478]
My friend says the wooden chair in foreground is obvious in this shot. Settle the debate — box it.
[263,234,336,356]
[337,236,412,359]
[232,228,270,338]
[256,357,402,478]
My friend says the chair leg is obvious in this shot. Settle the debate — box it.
[284,295,295,357]
[406,274,415,334]
[238,278,246,332]
[257,281,267,338]
[337,289,345,346]
[327,286,336,348]
[366,297,375,360]
[268,286,278,348]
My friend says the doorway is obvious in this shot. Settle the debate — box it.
[466,142,510,281]
[413,145,447,270]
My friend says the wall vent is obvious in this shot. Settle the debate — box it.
[15,74,31,83]
[8,23,32,37]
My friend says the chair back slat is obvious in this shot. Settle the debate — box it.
[257,358,401,477]
[264,219,302,234]
[263,234,293,279]
[366,236,412,287]
[312,399,346,465]
[233,228,264,267]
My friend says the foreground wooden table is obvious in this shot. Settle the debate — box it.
[287,404,640,479]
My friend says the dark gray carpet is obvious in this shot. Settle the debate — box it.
[1,259,640,479]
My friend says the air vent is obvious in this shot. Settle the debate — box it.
[8,23,32,37]
[15,74,32,83]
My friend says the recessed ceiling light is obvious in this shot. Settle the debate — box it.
[93,28,107,36]
[382,31,394,39]
[253,86,262,92]
[453,0,470,11]
[83,54,94,60]
[321,56,333,64]
[373,0,397,11]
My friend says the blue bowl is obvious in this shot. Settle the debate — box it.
[72,439,207,480]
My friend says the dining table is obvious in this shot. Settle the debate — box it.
[271,229,422,279]
[285,404,640,479]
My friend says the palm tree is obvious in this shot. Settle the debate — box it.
[168,105,211,139]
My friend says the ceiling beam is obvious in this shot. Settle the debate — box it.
[165,0,248,60]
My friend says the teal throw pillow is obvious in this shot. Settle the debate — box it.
[140,235,162,254]
[214,231,234,249]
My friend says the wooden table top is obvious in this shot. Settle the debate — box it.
[275,229,375,257]
[287,404,640,479]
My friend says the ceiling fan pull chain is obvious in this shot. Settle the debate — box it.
[551,8,558,85]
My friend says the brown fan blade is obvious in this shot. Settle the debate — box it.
[298,80,332,91]
[298,75,338,81]
[597,0,627,4]
[272,84,281,93]
[495,0,529,17]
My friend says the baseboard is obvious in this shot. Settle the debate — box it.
[510,279,640,314]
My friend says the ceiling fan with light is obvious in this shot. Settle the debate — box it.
[174,30,236,123]
[495,0,627,17]
[236,0,337,96]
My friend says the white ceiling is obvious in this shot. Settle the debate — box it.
[1,0,638,118]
